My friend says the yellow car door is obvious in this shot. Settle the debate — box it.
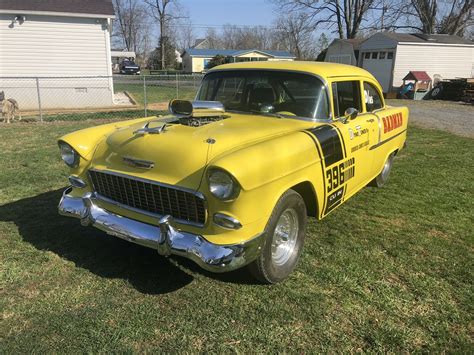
[329,79,379,204]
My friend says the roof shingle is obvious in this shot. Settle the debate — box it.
[0,0,115,17]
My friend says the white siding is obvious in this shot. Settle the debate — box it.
[0,14,113,108]
[393,44,473,88]
[325,41,357,65]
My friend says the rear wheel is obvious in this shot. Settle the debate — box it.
[369,152,394,187]
[248,189,307,284]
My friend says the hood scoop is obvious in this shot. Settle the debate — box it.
[169,99,228,127]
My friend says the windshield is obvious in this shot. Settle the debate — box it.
[123,61,137,66]
[197,70,329,120]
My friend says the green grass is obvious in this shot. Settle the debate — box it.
[114,83,196,106]
[21,109,166,122]
[0,120,472,352]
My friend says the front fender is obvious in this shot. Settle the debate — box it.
[201,131,325,244]
[209,131,321,191]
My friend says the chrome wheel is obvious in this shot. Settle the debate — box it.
[381,157,392,181]
[271,208,299,266]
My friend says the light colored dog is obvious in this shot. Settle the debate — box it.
[0,91,22,123]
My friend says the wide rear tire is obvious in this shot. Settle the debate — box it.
[369,152,395,187]
[248,189,307,284]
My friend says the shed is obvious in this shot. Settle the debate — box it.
[0,0,115,109]
[324,38,365,65]
[358,32,474,93]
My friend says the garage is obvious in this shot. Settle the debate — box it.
[360,51,394,92]
[358,32,473,94]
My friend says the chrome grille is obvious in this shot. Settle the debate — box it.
[89,170,206,225]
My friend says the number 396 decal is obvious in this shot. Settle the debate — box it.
[326,158,355,193]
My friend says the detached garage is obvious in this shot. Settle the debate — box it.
[358,32,474,93]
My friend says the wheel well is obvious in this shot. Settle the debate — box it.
[290,181,318,217]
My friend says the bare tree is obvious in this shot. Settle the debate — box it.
[275,13,317,59]
[383,0,473,35]
[145,0,186,69]
[273,0,381,39]
[113,0,148,52]
[434,0,472,35]
[205,28,222,49]
[174,17,195,52]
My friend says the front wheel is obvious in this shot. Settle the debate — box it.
[248,189,307,284]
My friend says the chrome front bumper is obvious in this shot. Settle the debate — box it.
[58,188,264,273]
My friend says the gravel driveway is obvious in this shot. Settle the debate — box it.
[387,99,474,138]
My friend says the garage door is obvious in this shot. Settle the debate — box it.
[361,51,394,92]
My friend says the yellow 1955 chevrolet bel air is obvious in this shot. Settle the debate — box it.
[58,61,408,283]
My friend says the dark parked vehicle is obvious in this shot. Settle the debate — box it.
[120,60,140,75]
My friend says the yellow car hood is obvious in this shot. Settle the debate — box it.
[90,113,313,190]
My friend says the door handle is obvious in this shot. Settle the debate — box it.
[366,118,375,123]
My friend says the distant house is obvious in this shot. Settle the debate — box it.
[181,49,296,73]
[358,33,474,93]
[0,0,115,109]
[324,38,365,65]
[192,38,210,49]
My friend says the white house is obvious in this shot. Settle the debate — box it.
[324,38,365,65]
[181,49,296,73]
[0,0,115,109]
[358,32,474,93]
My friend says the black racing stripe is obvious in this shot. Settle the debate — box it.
[302,131,327,217]
[307,125,344,166]
[330,124,347,157]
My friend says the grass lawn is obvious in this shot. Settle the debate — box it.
[114,82,196,106]
[0,120,472,352]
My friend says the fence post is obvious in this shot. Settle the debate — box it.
[176,72,179,98]
[143,75,147,117]
[36,77,43,122]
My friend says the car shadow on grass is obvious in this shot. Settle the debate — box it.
[0,189,260,294]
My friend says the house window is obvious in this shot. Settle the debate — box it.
[387,52,394,59]
[379,52,386,59]
[332,81,362,118]
[371,52,378,59]
[203,59,211,69]
[364,52,370,59]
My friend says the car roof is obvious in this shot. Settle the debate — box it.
[209,61,376,81]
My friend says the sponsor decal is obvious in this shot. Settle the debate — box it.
[383,112,403,133]
[351,140,369,153]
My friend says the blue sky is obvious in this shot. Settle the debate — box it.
[180,0,276,35]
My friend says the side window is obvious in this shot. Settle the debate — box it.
[363,82,384,111]
[332,81,362,118]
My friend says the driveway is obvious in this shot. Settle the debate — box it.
[387,99,474,138]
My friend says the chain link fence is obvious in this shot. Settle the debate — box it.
[0,74,203,122]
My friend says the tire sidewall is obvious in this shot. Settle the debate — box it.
[258,190,307,283]
[376,152,394,187]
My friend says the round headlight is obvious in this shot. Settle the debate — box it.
[208,169,239,200]
[59,142,79,168]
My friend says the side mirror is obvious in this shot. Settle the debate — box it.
[341,107,358,123]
